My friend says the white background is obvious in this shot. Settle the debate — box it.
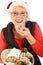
[0,0,43,65]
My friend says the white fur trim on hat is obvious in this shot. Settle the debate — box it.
[7,0,29,12]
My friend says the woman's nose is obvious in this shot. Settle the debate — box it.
[16,14,22,20]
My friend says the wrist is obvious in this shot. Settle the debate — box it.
[26,34,36,45]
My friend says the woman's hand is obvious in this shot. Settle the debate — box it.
[15,26,31,39]
[15,26,36,45]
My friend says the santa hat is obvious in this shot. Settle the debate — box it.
[7,0,29,12]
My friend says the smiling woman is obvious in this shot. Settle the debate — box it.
[10,6,28,26]
[0,0,43,65]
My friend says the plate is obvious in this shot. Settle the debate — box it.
[1,48,34,65]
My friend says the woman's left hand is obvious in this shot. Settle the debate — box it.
[15,26,36,45]
[15,26,31,39]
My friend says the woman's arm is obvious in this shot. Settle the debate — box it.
[0,32,7,54]
[26,22,43,57]
[32,22,43,57]
[0,32,7,63]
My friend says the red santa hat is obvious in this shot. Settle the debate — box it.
[7,0,29,12]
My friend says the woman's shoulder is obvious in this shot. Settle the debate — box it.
[0,31,4,39]
[0,31,7,44]
[34,22,42,32]
[30,21,41,29]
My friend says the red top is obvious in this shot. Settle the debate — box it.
[0,22,43,63]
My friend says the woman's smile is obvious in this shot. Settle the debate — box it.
[15,20,23,23]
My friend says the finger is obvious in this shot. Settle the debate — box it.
[16,29,25,36]
[21,26,29,31]
[17,29,24,34]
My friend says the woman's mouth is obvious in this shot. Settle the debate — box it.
[15,20,23,23]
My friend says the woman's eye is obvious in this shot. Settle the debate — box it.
[21,12,25,14]
[14,12,17,15]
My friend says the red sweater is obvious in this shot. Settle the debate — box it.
[0,22,43,63]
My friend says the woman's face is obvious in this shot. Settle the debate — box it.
[10,6,28,27]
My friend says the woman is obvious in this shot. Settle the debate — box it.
[0,0,43,65]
